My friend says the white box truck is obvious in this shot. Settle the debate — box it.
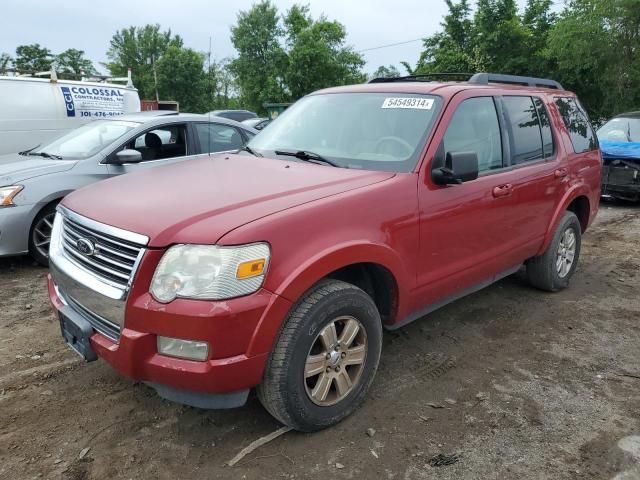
[0,69,140,155]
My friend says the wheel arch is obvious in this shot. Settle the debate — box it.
[538,187,591,256]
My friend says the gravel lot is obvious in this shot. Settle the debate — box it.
[0,201,638,480]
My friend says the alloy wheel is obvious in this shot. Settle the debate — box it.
[32,212,56,259]
[556,227,576,278]
[304,315,368,406]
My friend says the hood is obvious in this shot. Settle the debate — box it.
[0,153,77,185]
[599,140,640,163]
[63,154,395,247]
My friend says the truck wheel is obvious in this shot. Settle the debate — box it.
[29,203,57,267]
[257,279,382,431]
[527,211,582,292]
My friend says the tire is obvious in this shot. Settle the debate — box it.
[527,211,582,292]
[28,203,58,267]
[257,279,382,432]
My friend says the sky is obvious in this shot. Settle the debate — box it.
[3,0,536,76]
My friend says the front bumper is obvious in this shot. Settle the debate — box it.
[602,162,640,199]
[48,265,291,408]
[0,204,36,257]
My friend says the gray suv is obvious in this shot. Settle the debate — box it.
[0,111,257,265]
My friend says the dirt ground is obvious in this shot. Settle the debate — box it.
[0,200,638,480]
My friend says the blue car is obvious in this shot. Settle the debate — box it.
[598,112,640,201]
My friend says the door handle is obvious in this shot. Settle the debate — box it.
[555,168,568,178]
[492,184,513,198]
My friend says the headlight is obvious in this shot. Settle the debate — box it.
[150,243,270,303]
[0,185,23,207]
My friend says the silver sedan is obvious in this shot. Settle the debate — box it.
[0,112,257,265]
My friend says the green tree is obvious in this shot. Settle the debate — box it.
[56,49,96,79]
[473,0,531,74]
[284,7,365,99]
[548,0,640,120]
[15,44,53,73]
[230,0,288,113]
[371,65,401,79]
[0,53,13,74]
[106,24,183,100]
[156,46,207,112]
[230,2,366,112]
[415,0,474,73]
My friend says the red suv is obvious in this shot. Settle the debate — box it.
[48,73,601,431]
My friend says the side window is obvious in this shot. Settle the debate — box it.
[443,97,503,173]
[502,96,544,164]
[128,125,187,161]
[554,97,598,153]
[534,98,554,158]
[195,123,245,153]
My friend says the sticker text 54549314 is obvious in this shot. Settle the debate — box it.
[382,97,434,110]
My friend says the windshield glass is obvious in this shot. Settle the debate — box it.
[248,92,442,172]
[597,117,640,143]
[34,120,139,159]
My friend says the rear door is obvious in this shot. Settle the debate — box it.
[491,94,565,260]
[193,122,246,154]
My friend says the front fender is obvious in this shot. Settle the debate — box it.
[245,241,411,357]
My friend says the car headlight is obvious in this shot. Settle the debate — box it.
[0,186,23,207]
[150,243,270,303]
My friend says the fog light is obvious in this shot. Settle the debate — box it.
[157,336,209,361]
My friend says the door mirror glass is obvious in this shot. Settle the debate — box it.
[432,151,479,185]
[113,149,143,164]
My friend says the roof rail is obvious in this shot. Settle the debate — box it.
[469,73,564,90]
[368,72,473,84]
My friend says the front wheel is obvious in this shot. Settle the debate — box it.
[29,203,58,267]
[257,279,382,432]
[527,211,582,292]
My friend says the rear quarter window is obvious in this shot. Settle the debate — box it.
[554,97,598,153]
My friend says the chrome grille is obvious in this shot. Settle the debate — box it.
[60,289,121,342]
[60,214,145,289]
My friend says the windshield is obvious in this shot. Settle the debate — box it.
[248,92,442,172]
[33,120,139,159]
[597,117,640,143]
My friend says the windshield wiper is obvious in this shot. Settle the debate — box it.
[26,151,63,160]
[274,149,340,167]
[238,145,263,157]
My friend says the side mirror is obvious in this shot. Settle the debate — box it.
[112,149,143,165]
[432,151,479,185]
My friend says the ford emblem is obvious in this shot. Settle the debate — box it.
[76,238,96,256]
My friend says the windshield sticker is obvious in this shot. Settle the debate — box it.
[382,97,434,110]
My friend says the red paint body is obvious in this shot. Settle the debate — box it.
[49,81,601,395]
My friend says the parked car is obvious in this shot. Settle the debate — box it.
[0,111,256,265]
[208,109,257,122]
[597,112,640,201]
[242,117,271,130]
[48,73,601,432]
[0,71,140,155]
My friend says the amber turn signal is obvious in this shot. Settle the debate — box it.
[236,259,266,279]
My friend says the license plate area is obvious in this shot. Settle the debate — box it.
[59,307,97,362]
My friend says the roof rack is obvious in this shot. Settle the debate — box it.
[468,73,564,90]
[368,73,473,84]
[368,71,564,90]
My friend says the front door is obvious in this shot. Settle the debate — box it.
[414,94,520,311]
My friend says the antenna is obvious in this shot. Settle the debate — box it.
[208,35,212,157]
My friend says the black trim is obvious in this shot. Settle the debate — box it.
[386,264,522,330]
[147,383,249,409]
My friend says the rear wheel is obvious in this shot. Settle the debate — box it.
[257,279,382,431]
[29,203,57,267]
[527,211,582,292]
